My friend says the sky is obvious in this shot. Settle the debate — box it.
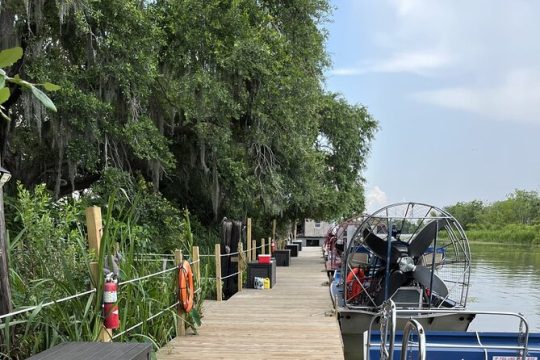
[324,0,540,213]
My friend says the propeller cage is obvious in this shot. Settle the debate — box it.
[344,202,471,310]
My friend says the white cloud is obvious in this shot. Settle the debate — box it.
[414,68,540,124]
[366,186,388,213]
[330,50,452,77]
[329,67,366,76]
[374,0,540,124]
[370,50,452,74]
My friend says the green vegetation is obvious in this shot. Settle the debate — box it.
[445,190,540,244]
[0,0,377,358]
[2,175,212,359]
[0,0,376,223]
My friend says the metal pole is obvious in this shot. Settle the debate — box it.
[384,220,393,302]
[429,221,438,307]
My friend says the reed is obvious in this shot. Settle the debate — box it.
[466,224,540,244]
[0,183,209,359]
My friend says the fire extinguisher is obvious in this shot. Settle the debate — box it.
[271,239,276,253]
[103,273,120,329]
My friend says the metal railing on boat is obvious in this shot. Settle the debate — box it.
[365,300,536,360]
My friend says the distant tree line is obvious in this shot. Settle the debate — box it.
[444,190,540,243]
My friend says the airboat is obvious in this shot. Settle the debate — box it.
[323,214,366,274]
[330,202,475,359]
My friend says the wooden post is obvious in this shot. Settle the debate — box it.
[268,237,272,254]
[238,242,243,292]
[246,218,252,262]
[251,240,256,262]
[85,206,111,342]
[215,244,222,301]
[261,238,266,255]
[192,246,201,285]
[175,249,186,336]
[272,219,276,243]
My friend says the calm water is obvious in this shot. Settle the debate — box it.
[467,242,540,332]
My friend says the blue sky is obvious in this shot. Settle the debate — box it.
[324,0,540,212]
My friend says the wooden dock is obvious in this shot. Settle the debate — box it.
[157,247,344,359]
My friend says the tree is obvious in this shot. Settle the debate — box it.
[445,200,484,230]
[0,45,58,317]
[0,0,376,234]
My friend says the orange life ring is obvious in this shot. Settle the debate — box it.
[346,268,365,300]
[178,260,194,312]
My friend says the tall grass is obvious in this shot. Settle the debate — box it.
[467,224,540,244]
[0,183,209,359]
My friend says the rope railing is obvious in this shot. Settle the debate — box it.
[0,288,97,321]
[133,253,175,257]
[220,251,240,257]
[111,301,180,340]
[220,271,241,280]
[118,267,177,286]
[199,244,262,258]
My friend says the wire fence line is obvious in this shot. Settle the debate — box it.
[0,288,97,321]
[111,301,180,340]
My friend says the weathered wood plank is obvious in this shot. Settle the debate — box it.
[28,342,152,360]
[157,247,343,359]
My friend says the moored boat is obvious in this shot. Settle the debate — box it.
[331,202,475,359]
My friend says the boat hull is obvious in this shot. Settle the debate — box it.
[338,308,475,360]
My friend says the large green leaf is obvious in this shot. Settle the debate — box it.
[42,82,61,91]
[0,47,23,68]
[30,85,57,112]
[0,87,10,104]
[0,74,5,88]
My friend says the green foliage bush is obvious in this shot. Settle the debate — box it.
[1,178,209,359]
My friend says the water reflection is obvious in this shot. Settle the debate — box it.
[468,243,540,331]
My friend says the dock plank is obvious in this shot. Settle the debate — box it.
[157,247,343,360]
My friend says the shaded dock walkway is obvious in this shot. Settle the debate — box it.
[157,247,344,359]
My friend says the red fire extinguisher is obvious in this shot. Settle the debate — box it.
[103,274,120,329]
[271,239,276,253]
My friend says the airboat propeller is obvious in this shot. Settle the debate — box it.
[363,220,449,302]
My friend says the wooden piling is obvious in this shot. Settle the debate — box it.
[192,246,200,285]
[272,219,276,243]
[238,242,243,292]
[246,218,252,262]
[85,206,111,342]
[215,244,222,301]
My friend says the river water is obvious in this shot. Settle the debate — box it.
[467,242,540,332]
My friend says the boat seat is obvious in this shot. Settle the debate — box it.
[390,287,423,308]
[348,253,369,268]
[419,252,444,268]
